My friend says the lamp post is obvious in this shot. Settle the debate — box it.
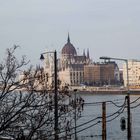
[40,50,58,140]
[100,56,131,140]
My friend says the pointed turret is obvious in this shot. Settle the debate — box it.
[87,48,90,59]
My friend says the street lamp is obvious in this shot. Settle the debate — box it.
[40,50,58,140]
[100,56,131,140]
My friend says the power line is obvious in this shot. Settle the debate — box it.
[130,96,140,104]
[106,106,125,123]
[44,97,130,138]
[84,98,126,108]
[59,121,101,139]
[131,102,140,109]
[57,101,126,136]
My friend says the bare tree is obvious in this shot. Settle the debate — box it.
[0,46,84,140]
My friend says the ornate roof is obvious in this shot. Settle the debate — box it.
[61,34,77,56]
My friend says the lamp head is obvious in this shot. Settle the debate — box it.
[99,56,111,60]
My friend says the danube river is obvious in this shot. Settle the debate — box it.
[74,92,140,140]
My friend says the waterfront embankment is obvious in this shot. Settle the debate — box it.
[69,86,140,95]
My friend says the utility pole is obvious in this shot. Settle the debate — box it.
[102,102,106,140]
[126,95,131,140]
[126,60,131,140]
[40,50,58,140]
[54,51,58,140]
[74,89,77,140]
[100,57,132,140]
[126,61,131,140]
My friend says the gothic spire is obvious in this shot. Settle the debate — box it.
[87,48,90,59]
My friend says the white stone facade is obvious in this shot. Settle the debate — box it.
[123,60,140,88]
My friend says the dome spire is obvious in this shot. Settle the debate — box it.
[87,48,90,59]
[62,34,77,56]
[67,33,70,43]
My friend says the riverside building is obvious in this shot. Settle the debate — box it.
[84,62,120,86]
[43,35,121,88]
[123,60,140,88]
[41,34,91,88]
[58,34,91,86]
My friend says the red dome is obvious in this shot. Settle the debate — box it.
[61,34,77,56]
[62,42,77,56]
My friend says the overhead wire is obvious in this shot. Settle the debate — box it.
[84,98,126,108]
[130,102,140,109]
[40,96,140,139]
[44,95,138,138]
[59,105,126,139]
[106,106,125,123]
[58,121,101,139]
[125,96,140,109]
[56,99,126,136]
[39,95,140,139]
[130,96,140,104]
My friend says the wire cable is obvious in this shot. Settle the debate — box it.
[59,121,101,139]
[106,106,125,123]
[57,100,126,136]
[84,98,126,108]
[130,96,140,104]
[131,102,140,109]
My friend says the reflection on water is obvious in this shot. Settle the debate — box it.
[74,92,140,140]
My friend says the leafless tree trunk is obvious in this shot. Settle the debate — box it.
[0,46,84,140]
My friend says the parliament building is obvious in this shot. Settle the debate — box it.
[44,34,120,88]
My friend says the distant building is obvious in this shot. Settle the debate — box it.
[123,60,140,88]
[58,34,91,86]
[84,62,120,86]
[119,68,124,85]
[42,34,91,88]
[42,34,122,88]
[19,67,47,91]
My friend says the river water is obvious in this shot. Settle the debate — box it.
[74,92,140,140]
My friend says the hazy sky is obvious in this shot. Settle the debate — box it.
[0,0,140,66]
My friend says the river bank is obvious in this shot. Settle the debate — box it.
[69,87,140,95]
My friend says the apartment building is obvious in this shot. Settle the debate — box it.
[123,60,140,88]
